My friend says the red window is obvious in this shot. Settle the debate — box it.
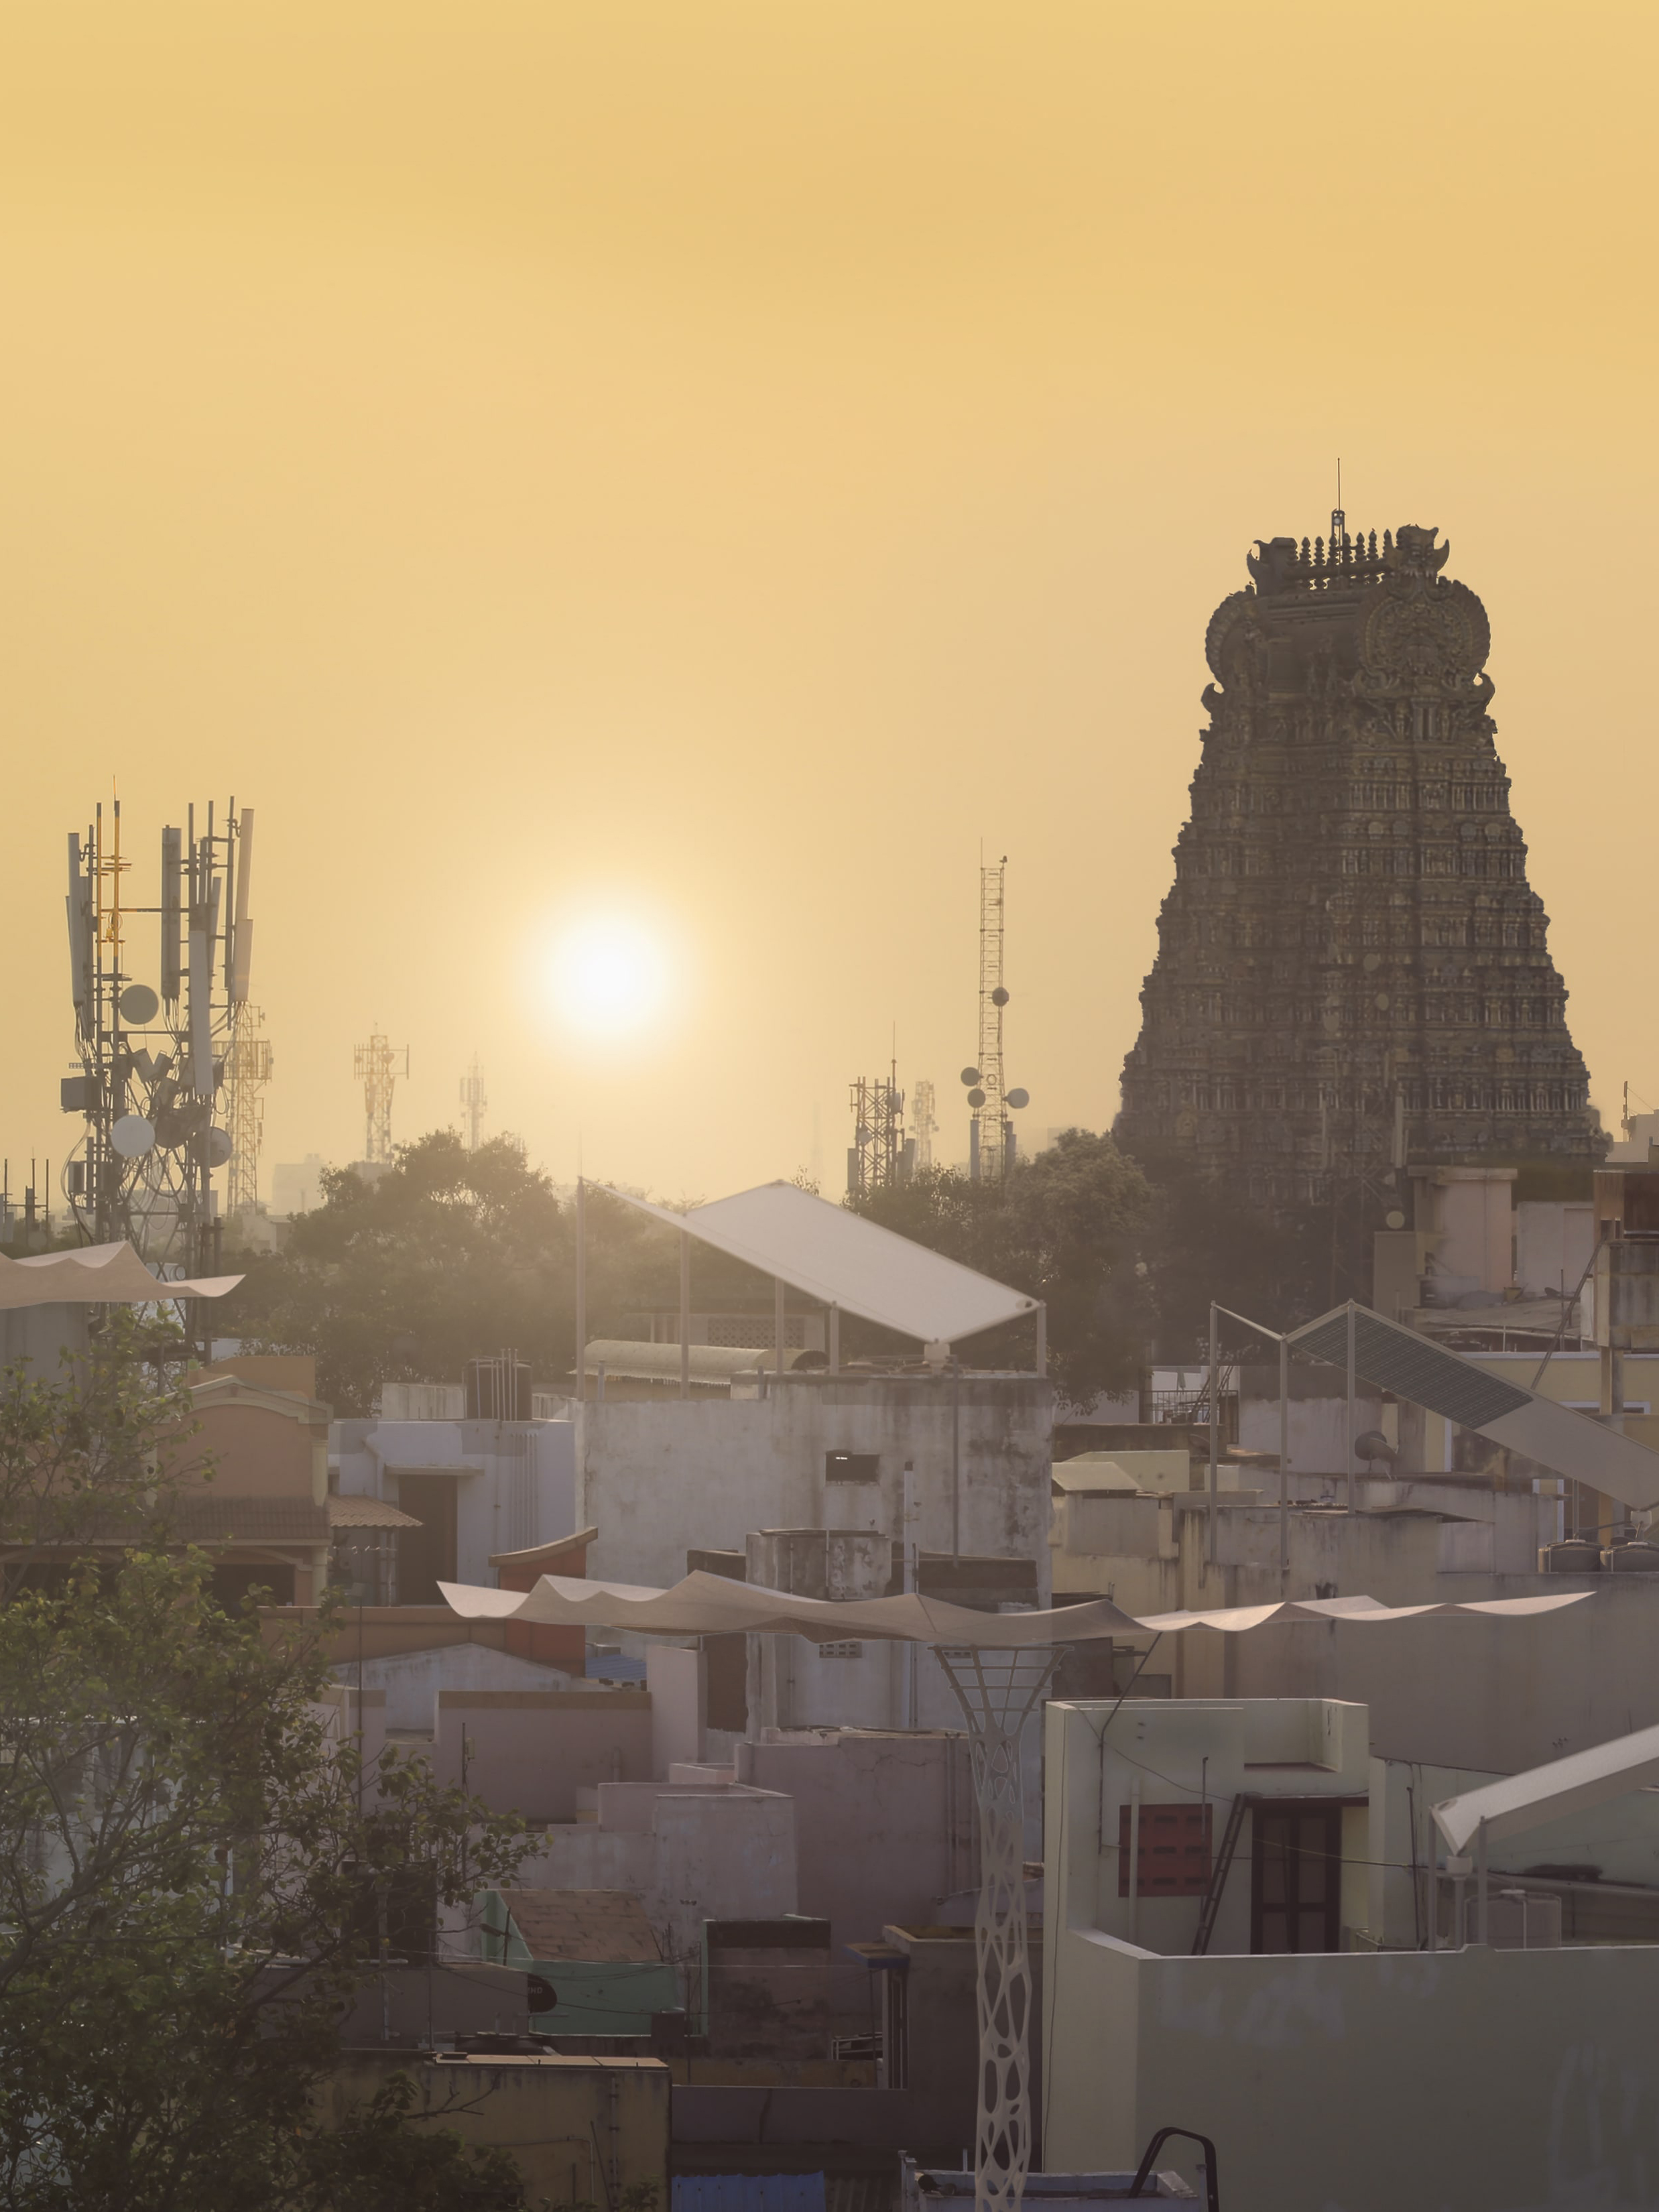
[1119,1802,1214,1898]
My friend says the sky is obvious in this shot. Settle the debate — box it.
[1,3,1656,1208]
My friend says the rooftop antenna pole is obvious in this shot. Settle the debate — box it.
[1331,456,1346,548]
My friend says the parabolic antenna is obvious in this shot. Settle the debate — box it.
[967,1087,986,1109]
[206,1127,233,1168]
[991,987,1009,1007]
[1006,1088,1030,1109]
[119,984,160,1026]
[111,1115,156,1159]
[960,1066,981,1086]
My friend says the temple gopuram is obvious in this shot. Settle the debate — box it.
[1117,523,1602,1210]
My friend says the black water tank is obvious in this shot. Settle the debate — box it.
[1540,1540,1603,1573]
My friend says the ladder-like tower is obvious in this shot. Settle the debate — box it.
[460,1054,487,1151]
[911,1078,937,1172]
[355,1032,408,1164]
[225,1005,273,1216]
[847,1064,906,1196]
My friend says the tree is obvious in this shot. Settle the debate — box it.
[0,1325,530,2210]
[849,1130,1153,1404]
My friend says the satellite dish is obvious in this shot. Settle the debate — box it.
[967,1087,986,1109]
[991,987,1009,1007]
[119,984,160,1026]
[1006,1088,1030,1109]
[111,1115,156,1160]
[206,1127,233,1168]
[960,1067,981,1086]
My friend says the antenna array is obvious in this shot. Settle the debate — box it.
[962,857,1030,1182]
[355,1032,409,1164]
[460,1055,487,1152]
[63,796,259,1270]
[846,1063,910,1197]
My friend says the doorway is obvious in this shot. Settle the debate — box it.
[395,1475,458,1603]
[1251,1802,1343,1953]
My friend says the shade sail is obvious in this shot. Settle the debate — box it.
[439,1570,1590,1648]
[1289,1302,1659,1513]
[594,1180,1037,1347]
[0,1241,243,1310]
[1432,1721,1659,1855]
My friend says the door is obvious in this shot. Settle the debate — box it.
[395,1475,458,1603]
[1251,1802,1343,1953]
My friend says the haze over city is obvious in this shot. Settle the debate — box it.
[1,3,1653,1198]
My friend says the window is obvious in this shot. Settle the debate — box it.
[1251,1802,1343,1953]
[818,1640,865,1660]
[825,1452,880,1483]
[1118,1802,1213,1898]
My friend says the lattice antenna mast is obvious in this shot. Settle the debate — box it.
[64,794,254,1274]
[846,1062,906,1197]
[460,1055,487,1151]
[225,1006,273,1217]
[355,1032,409,1164]
[912,1078,937,1172]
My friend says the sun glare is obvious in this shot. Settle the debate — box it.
[549,916,669,1040]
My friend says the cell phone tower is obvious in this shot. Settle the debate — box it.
[64,796,256,1271]
[225,1005,273,1218]
[355,1031,408,1164]
[460,1054,487,1151]
[961,857,1030,1183]
[911,1077,937,1172]
[845,1062,908,1197]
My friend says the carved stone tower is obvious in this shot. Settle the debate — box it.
[1117,524,1601,1209]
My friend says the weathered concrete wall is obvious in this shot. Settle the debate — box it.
[322,2050,668,2205]
[1220,1571,1658,1771]
[428,1691,654,1820]
[511,1780,798,1969]
[332,1642,580,1732]
[333,1416,576,1583]
[1042,1925,1659,2209]
[578,1377,1053,1594]
[733,1731,977,1948]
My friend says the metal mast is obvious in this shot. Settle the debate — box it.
[460,1055,487,1151]
[845,1059,908,1197]
[911,1078,937,1172]
[355,1032,408,1164]
[225,1007,273,1218]
[965,859,1028,1180]
[64,794,253,1272]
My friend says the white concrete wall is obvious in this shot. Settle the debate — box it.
[576,1377,1053,1594]
[331,1642,580,1732]
[1517,1201,1595,1300]
[1044,1922,1659,2206]
[332,1416,576,1586]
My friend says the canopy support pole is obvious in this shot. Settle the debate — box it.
[1279,1333,1290,1587]
[1207,1304,1219,1568]
[575,1177,587,1407]
[680,1232,691,1401]
[774,1276,786,1382]
[935,1646,1058,2212]
[1034,1302,1046,1380]
[1346,1301,1357,1516]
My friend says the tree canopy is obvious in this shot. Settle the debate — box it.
[0,1320,530,2209]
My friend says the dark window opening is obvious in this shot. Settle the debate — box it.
[825,1452,880,1483]
[210,1563,295,1609]
[395,1475,458,1603]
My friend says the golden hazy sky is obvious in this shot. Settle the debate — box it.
[2,3,1654,1203]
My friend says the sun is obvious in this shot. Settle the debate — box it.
[548,916,669,1039]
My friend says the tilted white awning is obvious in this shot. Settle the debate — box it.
[1434,1722,1659,1855]
[440,1571,1589,1650]
[595,1179,1038,1347]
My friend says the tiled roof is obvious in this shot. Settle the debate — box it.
[499,1889,662,1964]
[174,1497,330,1545]
[328,1494,422,1530]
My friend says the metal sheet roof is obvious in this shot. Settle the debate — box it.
[439,1571,1589,1648]
[1433,1723,1659,1855]
[595,1180,1038,1347]
[1289,1302,1659,1512]
[0,1241,241,1309]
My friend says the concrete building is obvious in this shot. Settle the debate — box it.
[578,1374,1053,1598]
[1042,1694,1659,2205]
[332,1412,576,1601]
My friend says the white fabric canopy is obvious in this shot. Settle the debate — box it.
[0,1241,242,1309]
[1433,1721,1659,1855]
[595,1180,1037,1347]
[440,1570,1590,1649]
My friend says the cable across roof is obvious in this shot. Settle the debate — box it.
[594,1180,1038,1348]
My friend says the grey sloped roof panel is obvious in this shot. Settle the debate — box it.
[1433,1721,1659,1855]
[1289,1302,1659,1510]
[1291,1308,1530,1428]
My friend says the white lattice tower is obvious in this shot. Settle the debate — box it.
[460,1054,487,1151]
[912,1078,936,1172]
[354,1032,406,1164]
[936,1645,1058,2212]
[225,1005,273,1215]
